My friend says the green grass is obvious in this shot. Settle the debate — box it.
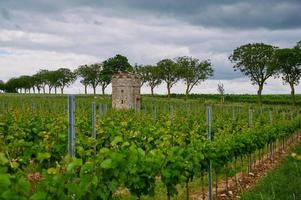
[241,143,301,200]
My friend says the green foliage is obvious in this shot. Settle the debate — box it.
[229,43,278,105]
[157,59,180,97]
[273,47,301,106]
[0,95,300,199]
[176,56,214,96]
[103,54,132,75]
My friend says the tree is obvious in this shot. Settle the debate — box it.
[229,43,278,105]
[98,63,111,95]
[103,54,132,75]
[134,64,148,87]
[273,48,301,107]
[76,63,104,95]
[217,83,225,104]
[144,65,162,95]
[4,78,19,93]
[75,65,90,94]
[56,68,76,94]
[101,54,132,95]
[36,70,50,94]
[88,63,102,95]
[32,73,44,94]
[18,75,34,94]
[176,56,214,99]
[157,59,180,98]
[44,70,60,94]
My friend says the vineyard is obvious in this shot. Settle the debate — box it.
[0,94,300,200]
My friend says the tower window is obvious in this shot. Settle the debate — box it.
[121,100,124,104]
[121,89,124,93]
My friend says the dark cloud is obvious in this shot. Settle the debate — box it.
[0,0,301,87]
[1,8,10,20]
[1,0,301,29]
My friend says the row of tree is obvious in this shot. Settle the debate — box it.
[0,55,214,98]
[230,40,301,106]
[0,40,300,106]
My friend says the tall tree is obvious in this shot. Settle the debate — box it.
[98,63,110,95]
[32,73,43,94]
[18,75,34,94]
[103,54,132,75]
[144,65,162,95]
[176,56,214,99]
[76,63,103,95]
[56,68,76,94]
[45,70,60,94]
[101,54,132,95]
[229,43,278,105]
[36,70,50,94]
[88,63,101,95]
[5,78,20,93]
[134,64,148,87]
[273,47,301,107]
[157,59,180,98]
[75,65,90,94]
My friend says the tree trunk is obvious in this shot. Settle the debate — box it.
[49,87,52,94]
[290,83,296,108]
[54,87,57,94]
[185,85,190,101]
[93,86,96,96]
[257,84,263,105]
[61,87,64,94]
[84,85,87,94]
[33,87,36,94]
[151,87,154,96]
[102,85,105,95]
[186,180,189,200]
[43,87,45,94]
[167,83,171,98]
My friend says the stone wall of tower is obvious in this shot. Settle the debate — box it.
[112,72,141,110]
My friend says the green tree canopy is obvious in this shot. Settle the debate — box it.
[4,78,20,93]
[176,56,214,98]
[274,48,301,107]
[143,65,162,95]
[35,70,50,94]
[56,68,76,94]
[229,43,278,105]
[157,59,180,98]
[103,54,132,75]
[75,65,91,94]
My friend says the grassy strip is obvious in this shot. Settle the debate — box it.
[241,142,301,200]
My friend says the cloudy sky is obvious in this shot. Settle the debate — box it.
[0,0,301,94]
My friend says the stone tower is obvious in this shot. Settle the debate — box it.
[112,72,141,110]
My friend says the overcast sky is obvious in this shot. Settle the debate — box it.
[0,0,301,94]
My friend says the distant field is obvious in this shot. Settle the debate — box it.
[151,93,300,105]
[1,93,299,106]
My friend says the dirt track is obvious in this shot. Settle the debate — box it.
[191,132,301,200]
